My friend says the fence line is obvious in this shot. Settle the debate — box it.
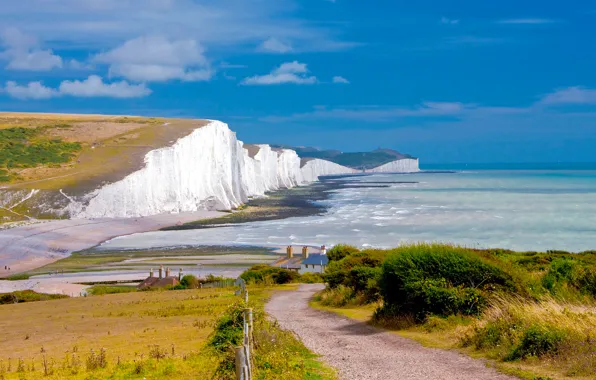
[234,277,253,380]
[200,279,236,289]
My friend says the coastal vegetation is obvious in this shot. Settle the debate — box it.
[0,126,81,182]
[0,290,68,305]
[312,243,596,379]
[0,285,333,379]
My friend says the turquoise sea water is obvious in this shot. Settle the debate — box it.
[100,168,596,252]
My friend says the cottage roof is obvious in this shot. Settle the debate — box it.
[137,276,179,289]
[271,256,303,270]
[302,254,329,266]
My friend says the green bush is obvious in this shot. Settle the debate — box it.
[327,244,360,261]
[506,325,564,361]
[240,265,299,285]
[180,274,200,289]
[300,272,324,283]
[379,243,516,320]
[0,290,68,304]
[542,258,577,292]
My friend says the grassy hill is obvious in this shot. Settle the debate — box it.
[272,145,415,170]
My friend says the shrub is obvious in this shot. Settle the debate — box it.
[348,266,382,301]
[300,272,324,284]
[505,325,564,361]
[208,302,244,353]
[180,274,199,289]
[542,258,577,292]
[240,265,299,285]
[379,243,516,320]
[313,285,358,307]
[327,244,360,261]
[87,286,136,295]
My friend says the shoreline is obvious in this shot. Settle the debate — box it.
[0,210,224,276]
[163,175,419,230]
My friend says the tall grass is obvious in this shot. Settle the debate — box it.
[462,296,596,377]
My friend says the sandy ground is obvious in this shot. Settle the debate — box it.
[0,211,223,275]
[266,284,517,380]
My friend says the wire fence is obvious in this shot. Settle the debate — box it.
[234,277,253,380]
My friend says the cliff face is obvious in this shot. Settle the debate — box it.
[72,121,360,218]
[366,158,420,173]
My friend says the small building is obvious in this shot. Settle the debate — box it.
[271,245,329,274]
[137,266,182,289]
[300,254,329,274]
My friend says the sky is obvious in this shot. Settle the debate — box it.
[0,0,595,164]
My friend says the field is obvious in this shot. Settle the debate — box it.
[312,244,596,380]
[0,285,335,379]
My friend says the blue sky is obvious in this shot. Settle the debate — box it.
[0,0,595,163]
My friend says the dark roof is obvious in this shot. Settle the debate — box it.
[138,276,180,289]
[271,256,303,270]
[302,254,329,266]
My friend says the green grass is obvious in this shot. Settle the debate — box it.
[0,127,82,181]
[1,273,31,281]
[87,286,137,296]
[0,290,68,305]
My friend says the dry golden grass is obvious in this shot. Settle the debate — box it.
[0,288,233,364]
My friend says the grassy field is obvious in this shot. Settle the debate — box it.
[312,244,596,380]
[0,285,335,379]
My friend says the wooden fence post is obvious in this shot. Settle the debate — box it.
[235,346,247,380]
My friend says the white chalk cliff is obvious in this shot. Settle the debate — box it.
[366,158,420,173]
[72,121,417,219]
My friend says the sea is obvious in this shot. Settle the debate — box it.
[98,164,596,253]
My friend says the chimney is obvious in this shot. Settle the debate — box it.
[287,246,293,259]
[149,268,154,278]
[166,267,171,278]
[303,246,309,259]
[321,245,327,255]
[159,265,163,279]
[179,268,183,281]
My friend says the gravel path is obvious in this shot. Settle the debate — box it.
[266,284,517,380]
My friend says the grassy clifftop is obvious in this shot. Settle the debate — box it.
[0,113,208,223]
[0,113,207,191]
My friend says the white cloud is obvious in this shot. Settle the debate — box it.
[540,87,596,105]
[241,61,317,85]
[260,102,526,123]
[5,81,58,99]
[60,75,152,98]
[497,18,555,24]
[95,35,213,82]
[441,17,460,25]
[332,76,349,84]
[259,37,292,53]
[0,28,63,71]
[0,1,352,53]
[5,75,151,100]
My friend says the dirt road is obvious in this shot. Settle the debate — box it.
[266,284,516,380]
